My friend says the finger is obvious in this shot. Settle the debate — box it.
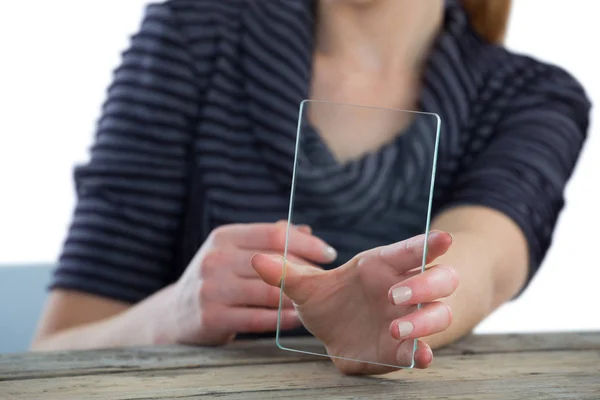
[281,220,312,234]
[251,253,325,305]
[219,278,294,309]
[210,222,337,264]
[389,301,453,341]
[358,231,452,275]
[390,338,420,367]
[283,220,313,235]
[199,247,314,310]
[390,339,434,369]
[294,224,313,234]
[389,265,459,305]
[413,340,434,369]
[200,248,320,279]
[224,307,302,334]
[271,222,337,264]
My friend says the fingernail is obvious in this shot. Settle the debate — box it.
[391,286,412,305]
[323,246,337,261]
[398,321,414,338]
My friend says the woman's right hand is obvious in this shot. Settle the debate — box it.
[160,221,338,346]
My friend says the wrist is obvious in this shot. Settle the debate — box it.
[148,284,178,345]
[110,284,177,347]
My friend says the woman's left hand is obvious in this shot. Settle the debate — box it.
[251,230,459,375]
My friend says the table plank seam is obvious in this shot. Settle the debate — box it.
[0,358,329,382]
[123,384,371,400]
[1,347,598,383]
[440,345,600,356]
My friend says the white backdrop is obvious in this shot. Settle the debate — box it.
[0,1,598,333]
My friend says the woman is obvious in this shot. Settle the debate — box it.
[32,0,590,375]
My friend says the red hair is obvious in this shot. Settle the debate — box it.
[461,0,512,44]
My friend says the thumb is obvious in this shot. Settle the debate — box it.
[251,253,323,305]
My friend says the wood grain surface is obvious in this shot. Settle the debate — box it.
[1,332,599,399]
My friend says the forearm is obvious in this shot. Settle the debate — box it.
[423,230,496,349]
[31,285,175,351]
[423,210,528,349]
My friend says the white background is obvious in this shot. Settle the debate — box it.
[0,1,598,334]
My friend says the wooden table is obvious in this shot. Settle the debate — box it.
[1,332,599,399]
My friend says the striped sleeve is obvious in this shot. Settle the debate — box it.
[50,3,200,303]
[444,66,591,285]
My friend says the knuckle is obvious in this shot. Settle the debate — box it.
[268,225,287,249]
[352,250,368,261]
[354,250,368,262]
[443,303,453,324]
[423,269,440,286]
[199,249,227,276]
[443,265,459,284]
[428,302,452,327]
[354,248,374,266]
[208,225,230,245]
[197,280,217,305]
[429,265,458,294]
[406,236,423,260]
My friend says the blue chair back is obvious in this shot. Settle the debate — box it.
[0,265,53,353]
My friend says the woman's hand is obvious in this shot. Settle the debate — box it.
[251,230,459,375]
[161,221,338,346]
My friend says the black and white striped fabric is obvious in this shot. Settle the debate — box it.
[52,0,590,306]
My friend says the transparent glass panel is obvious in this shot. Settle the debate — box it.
[276,100,441,369]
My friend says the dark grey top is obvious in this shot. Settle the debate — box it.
[51,0,591,309]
